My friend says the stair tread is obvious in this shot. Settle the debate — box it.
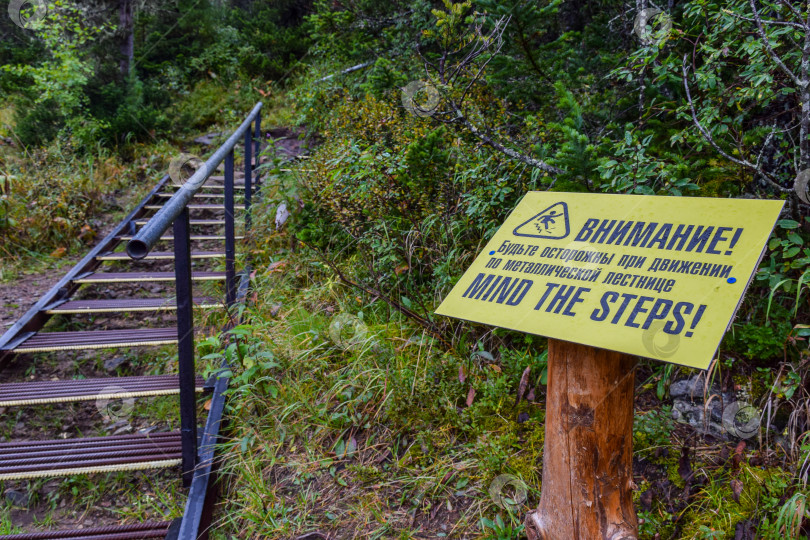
[0,521,172,539]
[0,374,205,406]
[0,431,182,480]
[97,250,225,261]
[74,271,226,283]
[116,235,244,241]
[157,192,227,198]
[133,219,232,226]
[145,204,246,210]
[46,297,222,313]
[6,328,178,353]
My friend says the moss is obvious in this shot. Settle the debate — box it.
[665,459,686,490]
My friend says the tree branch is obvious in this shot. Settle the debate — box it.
[749,0,803,86]
[682,56,790,192]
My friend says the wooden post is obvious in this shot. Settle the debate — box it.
[525,339,638,540]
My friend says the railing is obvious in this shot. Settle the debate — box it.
[126,102,263,487]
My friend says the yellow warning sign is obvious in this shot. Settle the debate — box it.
[435,192,784,369]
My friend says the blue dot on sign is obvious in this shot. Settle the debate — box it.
[727,277,737,284]
[489,251,496,255]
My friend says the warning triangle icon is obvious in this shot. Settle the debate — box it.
[513,202,570,239]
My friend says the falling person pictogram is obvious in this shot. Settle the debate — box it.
[513,202,570,239]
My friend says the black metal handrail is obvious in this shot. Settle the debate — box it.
[125,102,263,488]
[126,101,263,260]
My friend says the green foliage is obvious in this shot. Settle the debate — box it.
[729,323,789,361]
[633,406,674,454]
[480,513,524,540]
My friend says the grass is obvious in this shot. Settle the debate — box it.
[203,146,810,539]
[205,186,547,538]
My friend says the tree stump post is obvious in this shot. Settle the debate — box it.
[525,339,638,540]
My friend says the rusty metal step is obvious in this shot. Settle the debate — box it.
[156,192,227,199]
[97,250,225,261]
[45,297,223,314]
[0,432,182,480]
[5,328,178,353]
[0,521,173,539]
[145,204,246,211]
[133,218,231,226]
[116,234,244,241]
[0,374,205,406]
[167,183,246,190]
[203,175,246,183]
[73,271,226,284]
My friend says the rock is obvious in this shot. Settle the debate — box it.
[113,424,133,435]
[671,392,739,440]
[106,420,129,432]
[669,375,709,399]
[5,489,29,507]
[104,356,127,372]
[672,399,725,439]
[193,132,223,145]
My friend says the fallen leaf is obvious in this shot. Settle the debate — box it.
[50,247,66,258]
[489,364,502,373]
[203,399,212,411]
[79,224,95,241]
[730,478,743,503]
[394,264,409,275]
[516,366,531,405]
[527,387,536,402]
[466,386,476,407]
[267,261,286,273]
[458,365,466,384]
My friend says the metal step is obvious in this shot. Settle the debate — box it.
[6,328,178,353]
[0,374,205,406]
[45,298,223,314]
[0,432,182,480]
[116,234,244,241]
[0,521,173,539]
[133,219,231,226]
[73,271,226,284]
[204,175,246,183]
[156,192,226,199]
[167,183,246,190]
[97,251,225,261]
[145,204,246,211]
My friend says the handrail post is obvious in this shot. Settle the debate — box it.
[254,110,261,170]
[173,207,198,487]
[224,149,236,306]
[244,124,253,231]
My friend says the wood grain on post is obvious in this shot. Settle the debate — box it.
[525,339,638,540]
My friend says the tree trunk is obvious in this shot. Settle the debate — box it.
[525,339,638,540]
[119,0,134,77]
